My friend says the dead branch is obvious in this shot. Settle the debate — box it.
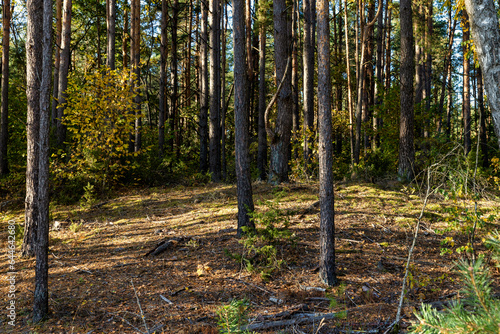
[144,237,183,257]
[241,311,346,331]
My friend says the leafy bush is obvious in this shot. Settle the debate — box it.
[53,67,140,192]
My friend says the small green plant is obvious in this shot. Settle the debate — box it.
[80,182,97,209]
[216,299,254,334]
[228,198,296,280]
[409,232,500,333]
[69,221,83,233]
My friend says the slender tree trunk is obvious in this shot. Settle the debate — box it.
[464,0,500,148]
[302,0,315,172]
[131,0,141,152]
[209,0,221,181]
[199,0,209,173]
[257,2,267,180]
[462,13,472,156]
[34,0,52,322]
[159,0,167,157]
[221,2,228,180]
[234,0,255,236]
[122,7,128,69]
[291,0,299,160]
[170,0,179,155]
[268,0,292,184]
[56,0,72,146]
[51,0,62,126]
[477,67,488,167]
[317,0,336,287]
[344,0,354,166]
[0,0,11,175]
[384,0,392,92]
[373,0,384,150]
[106,0,116,69]
[398,0,415,181]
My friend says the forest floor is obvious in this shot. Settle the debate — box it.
[1,179,500,333]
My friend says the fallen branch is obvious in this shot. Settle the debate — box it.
[241,311,346,331]
[144,237,183,257]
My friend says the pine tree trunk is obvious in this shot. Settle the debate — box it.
[209,0,221,181]
[122,7,128,69]
[106,0,116,70]
[268,0,292,184]
[51,0,62,127]
[257,3,267,181]
[0,0,11,175]
[34,0,52,322]
[477,67,488,167]
[159,0,167,157]
[398,0,415,181]
[171,0,179,154]
[56,0,72,146]
[317,0,336,287]
[462,13,472,156]
[23,0,43,259]
[199,0,209,173]
[344,0,354,166]
[464,0,500,148]
[234,0,255,236]
[302,0,315,172]
[131,0,141,152]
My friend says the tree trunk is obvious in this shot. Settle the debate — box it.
[159,0,167,157]
[221,3,228,180]
[373,0,384,150]
[0,0,11,175]
[234,0,255,236]
[122,7,128,69]
[344,0,354,166]
[56,0,72,146]
[106,0,116,70]
[51,0,62,127]
[199,0,209,173]
[477,67,488,168]
[291,0,299,161]
[257,2,267,181]
[398,0,415,181]
[23,0,43,259]
[464,0,500,148]
[209,0,221,182]
[462,12,472,156]
[171,0,179,154]
[384,0,392,92]
[131,0,141,152]
[317,0,336,287]
[302,0,315,172]
[268,0,292,184]
[34,0,52,322]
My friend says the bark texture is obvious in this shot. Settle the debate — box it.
[0,0,11,174]
[317,0,336,287]
[464,0,500,148]
[398,0,415,181]
[209,0,221,181]
[257,4,267,181]
[159,0,167,157]
[199,0,209,173]
[106,0,116,69]
[302,0,315,171]
[233,0,255,236]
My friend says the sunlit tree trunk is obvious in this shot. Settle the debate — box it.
[131,0,141,152]
[106,0,116,69]
[0,0,11,175]
[170,0,179,154]
[234,0,255,236]
[317,0,336,287]
[477,67,488,167]
[209,0,221,181]
[302,0,315,172]
[56,0,72,146]
[257,2,267,181]
[462,12,472,156]
[344,0,354,166]
[122,7,128,69]
[464,0,500,148]
[398,0,415,181]
[199,0,209,173]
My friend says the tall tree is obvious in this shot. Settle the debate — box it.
[199,0,209,172]
[51,0,62,126]
[344,0,354,165]
[209,0,221,181]
[302,0,315,172]
[131,0,141,152]
[0,0,11,174]
[23,0,43,258]
[234,0,255,236]
[159,0,167,157]
[464,0,500,148]
[106,0,116,69]
[34,0,52,322]
[56,0,72,146]
[171,0,179,154]
[257,0,267,181]
[267,0,292,184]
[317,0,336,287]
[462,12,472,155]
[398,0,415,181]
[477,67,488,167]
